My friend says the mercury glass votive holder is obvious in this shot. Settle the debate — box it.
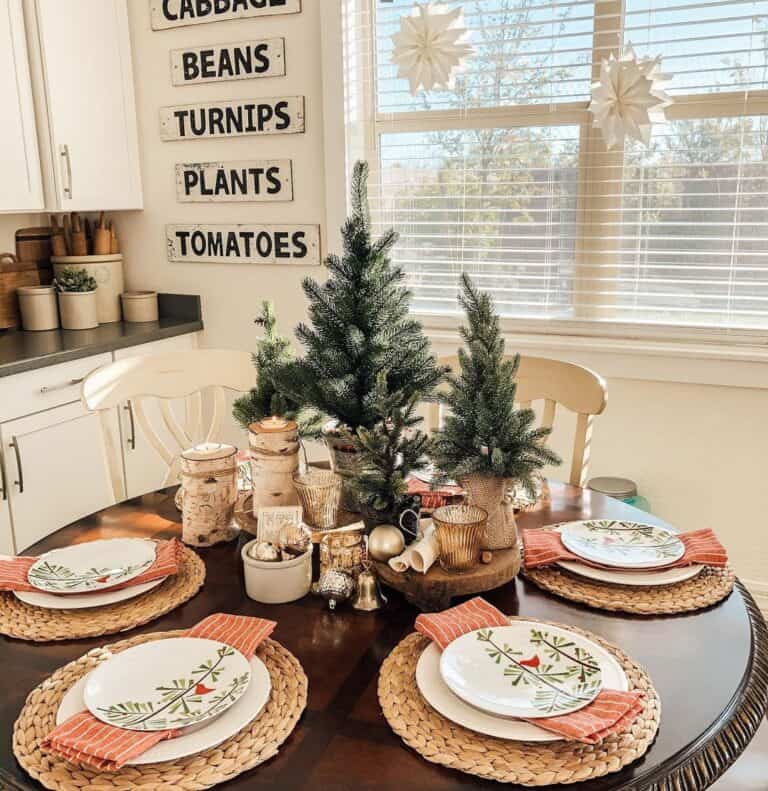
[292,469,342,530]
[432,504,488,571]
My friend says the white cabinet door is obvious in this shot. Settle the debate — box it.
[2,401,122,551]
[0,451,13,554]
[0,0,43,212]
[116,334,198,499]
[33,0,142,210]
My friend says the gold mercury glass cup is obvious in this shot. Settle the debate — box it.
[292,469,342,531]
[432,504,489,571]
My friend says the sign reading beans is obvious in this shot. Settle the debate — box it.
[160,97,304,140]
[171,39,285,85]
[166,224,321,266]
[151,0,301,30]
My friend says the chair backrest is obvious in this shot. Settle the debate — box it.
[82,349,255,488]
[434,354,607,487]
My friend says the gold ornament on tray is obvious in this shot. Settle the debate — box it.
[368,525,406,562]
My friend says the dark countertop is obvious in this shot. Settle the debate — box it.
[0,293,203,378]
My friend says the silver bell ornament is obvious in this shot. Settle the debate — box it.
[368,525,405,562]
[318,568,356,610]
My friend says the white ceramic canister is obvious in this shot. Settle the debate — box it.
[241,538,313,604]
[180,442,239,547]
[17,285,59,331]
[52,255,124,323]
[122,291,159,323]
[58,290,99,330]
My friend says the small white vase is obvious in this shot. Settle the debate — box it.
[461,474,518,551]
[58,290,98,330]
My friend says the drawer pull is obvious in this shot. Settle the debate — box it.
[124,401,136,450]
[39,377,84,395]
[10,438,23,494]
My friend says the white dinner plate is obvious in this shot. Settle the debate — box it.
[14,577,166,610]
[553,526,703,587]
[417,624,628,742]
[560,520,685,569]
[440,622,603,719]
[28,538,157,594]
[57,654,271,765]
[84,638,252,732]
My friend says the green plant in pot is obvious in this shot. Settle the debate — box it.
[342,373,430,534]
[54,267,98,331]
[277,161,445,504]
[232,300,322,438]
[432,274,561,552]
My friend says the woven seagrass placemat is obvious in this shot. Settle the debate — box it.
[379,621,661,786]
[0,545,205,641]
[13,630,307,790]
[522,564,735,615]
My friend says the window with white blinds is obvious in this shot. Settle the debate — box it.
[342,0,768,335]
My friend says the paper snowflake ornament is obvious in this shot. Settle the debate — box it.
[391,3,474,95]
[589,44,672,149]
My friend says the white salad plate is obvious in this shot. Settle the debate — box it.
[417,625,627,741]
[553,525,703,587]
[559,520,685,569]
[84,638,252,732]
[439,622,604,719]
[28,538,157,594]
[58,654,271,765]
[14,577,166,610]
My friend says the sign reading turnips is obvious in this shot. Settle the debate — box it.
[151,0,301,30]
[166,224,321,266]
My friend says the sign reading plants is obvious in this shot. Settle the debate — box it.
[151,0,301,30]
[176,160,293,202]
[166,224,320,265]
[171,39,285,85]
[160,97,304,140]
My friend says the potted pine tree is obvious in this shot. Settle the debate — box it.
[54,267,98,330]
[278,161,445,491]
[432,274,561,551]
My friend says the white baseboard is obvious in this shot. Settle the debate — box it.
[742,577,768,616]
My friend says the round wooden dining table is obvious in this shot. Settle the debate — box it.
[1,481,766,791]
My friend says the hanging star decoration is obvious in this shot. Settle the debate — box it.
[391,2,474,95]
[589,44,673,149]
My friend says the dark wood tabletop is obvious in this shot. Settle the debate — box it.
[1,481,766,791]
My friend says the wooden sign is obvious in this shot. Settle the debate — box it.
[176,160,293,202]
[167,224,320,265]
[171,39,285,86]
[151,0,301,30]
[160,97,304,140]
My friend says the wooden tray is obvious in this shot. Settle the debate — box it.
[375,548,521,611]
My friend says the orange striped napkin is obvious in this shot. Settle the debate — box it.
[522,527,728,570]
[42,613,276,771]
[0,538,183,594]
[415,597,644,744]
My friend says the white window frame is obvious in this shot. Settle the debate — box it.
[320,0,768,385]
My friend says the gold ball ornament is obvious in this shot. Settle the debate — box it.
[368,525,405,562]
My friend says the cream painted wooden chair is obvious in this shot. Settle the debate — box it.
[82,349,255,500]
[433,355,607,487]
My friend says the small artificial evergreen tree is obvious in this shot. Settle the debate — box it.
[432,273,561,497]
[343,373,430,524]
[232,301,321,436]
[277,160,446,431]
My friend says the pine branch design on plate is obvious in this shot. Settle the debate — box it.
[27,560,150,591]
[97,646,250,731]
[476,628,603,714]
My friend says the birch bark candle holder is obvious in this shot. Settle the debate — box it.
[292,469,342,531]
[249,418,300,513]
[180,442,239,547]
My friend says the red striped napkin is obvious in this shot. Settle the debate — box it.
[415,597,644,744]
[42,613,276,771]
[0,538,183,594]
[522,527,727,570]
[406,477,464,510]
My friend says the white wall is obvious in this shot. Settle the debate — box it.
[109,3,767,608]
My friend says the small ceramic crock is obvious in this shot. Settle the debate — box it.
[241,538,313,604]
